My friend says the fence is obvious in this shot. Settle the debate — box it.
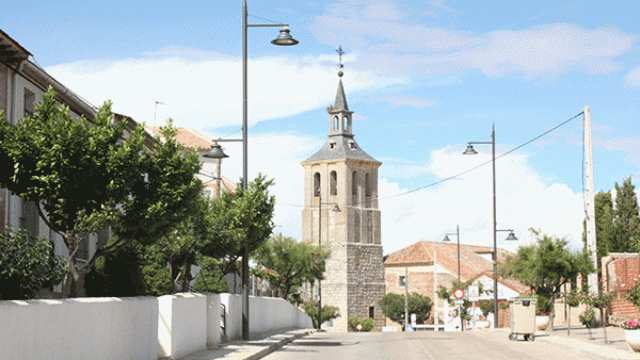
[0,293,313,360]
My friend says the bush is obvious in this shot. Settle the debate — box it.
[193,256,227,294]
[0,228,66,300]
[303,301,340,329]
[348,316,373,331]
[579,308,596,328]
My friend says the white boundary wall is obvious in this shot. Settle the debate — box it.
[0,297,158,360]
[220,294,314,341]
[0,293,312,360]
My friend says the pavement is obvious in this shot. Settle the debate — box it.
[176,325,640,360]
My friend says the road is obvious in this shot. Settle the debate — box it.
[262,330,583,360]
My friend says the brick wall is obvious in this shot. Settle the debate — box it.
[604,253,640,321]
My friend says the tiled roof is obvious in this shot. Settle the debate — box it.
[384,240,530,294]
[145,126,212,152]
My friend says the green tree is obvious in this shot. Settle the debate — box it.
[500,230,595,330]
[0,88,203,297]
[303,301,340,329]
[193,256,228,294]
[205,175,276,275]
[378,292,433,326]
[252,233,330,299]
[594,191,614,257]
[0,228,67,300]
[613,177,640,252]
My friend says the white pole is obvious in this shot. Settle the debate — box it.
[584,106,598,292]
[433,249,438,328]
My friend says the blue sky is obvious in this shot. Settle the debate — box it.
[3,0,639,254]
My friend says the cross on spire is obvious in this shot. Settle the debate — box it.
[336,45,344,69]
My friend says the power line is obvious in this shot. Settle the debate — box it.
[276,111,584,209]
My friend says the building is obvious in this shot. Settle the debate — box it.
[384,240,529,329]
[301,72,385,331]
[0,29,153,296]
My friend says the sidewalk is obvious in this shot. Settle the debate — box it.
[176,328,316,360]
[523,325,640,360]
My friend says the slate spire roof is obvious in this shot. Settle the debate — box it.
[303,77,380,164]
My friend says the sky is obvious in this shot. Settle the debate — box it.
[2,0,640,255]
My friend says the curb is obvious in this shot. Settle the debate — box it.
[537,334,640,360]
[243,329,316,360]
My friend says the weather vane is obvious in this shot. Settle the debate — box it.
[336,45,345,77]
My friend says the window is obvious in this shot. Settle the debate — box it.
[343,116,348,131]
[369,306,375,319]
[330,171,337,196]
[23,88,35,117]
[20,199,39,239]
[76,233,90,262]
[365,173,371,198]
[333,116,339,131]
[352,171,357,196]
[314,173,321,197]
[330,142,336,149]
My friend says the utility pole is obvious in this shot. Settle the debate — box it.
[404,267,409,331]
[584,106,598,292]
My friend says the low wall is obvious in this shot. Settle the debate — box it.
[220,294,313,341]
[0,293,313,360]
[0,297,158,360]
[158,293,207,359]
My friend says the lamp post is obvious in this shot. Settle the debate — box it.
[463,125,517,329]
[316,187,340,329]
[443,224,461,282]
[205,0,298,340]
[443,224,462,331]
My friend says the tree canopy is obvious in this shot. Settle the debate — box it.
[500,230,594,330]
[378,292,433,326]
[252,233,330,299]
[0,88,203,297]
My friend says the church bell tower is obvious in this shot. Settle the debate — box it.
[301,63,385,332]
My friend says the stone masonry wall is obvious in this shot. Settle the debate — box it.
[347,243,385,331]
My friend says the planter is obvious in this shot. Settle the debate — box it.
[535,316,549,331]
[625,329,640,352]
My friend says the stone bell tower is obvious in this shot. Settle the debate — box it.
[301,69,385,332]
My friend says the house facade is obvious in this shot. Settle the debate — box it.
[384,240,529,329]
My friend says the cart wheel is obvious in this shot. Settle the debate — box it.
[509,333,517,341]
[524,334,535,341]
[528,334,535,341]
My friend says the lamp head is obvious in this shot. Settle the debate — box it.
[271,25,299,46]
[505,231,518,241]
[331,204,341,212]
[463,144,478,155]
[204,142,229,159]
[443,234,451,242]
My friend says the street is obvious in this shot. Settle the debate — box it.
[262,330,584,360]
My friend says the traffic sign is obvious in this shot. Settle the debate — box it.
[468,285,479,302]
[454,288,464,300]
[454,299,464,305]
[356,324,363,331]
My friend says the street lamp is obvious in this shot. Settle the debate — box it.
[443,224,463,331]
[205,0,298,340]
[316,187,340,329]
[443,224,461,282]
[463,124,518,329]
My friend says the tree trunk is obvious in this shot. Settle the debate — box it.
[548,296,555,331]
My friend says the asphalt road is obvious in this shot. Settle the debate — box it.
[261,330,584,360]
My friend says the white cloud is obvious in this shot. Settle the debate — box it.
[378,146,585,255]
[225,135,587,256]
[626,65,640,87]
[376,95,436,107]
[311,1,636,79]
[45,54,406,132]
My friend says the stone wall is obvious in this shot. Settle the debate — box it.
[347,243,385,330]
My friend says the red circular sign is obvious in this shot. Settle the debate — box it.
[356,324,363,331]
[454,288,464,300]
